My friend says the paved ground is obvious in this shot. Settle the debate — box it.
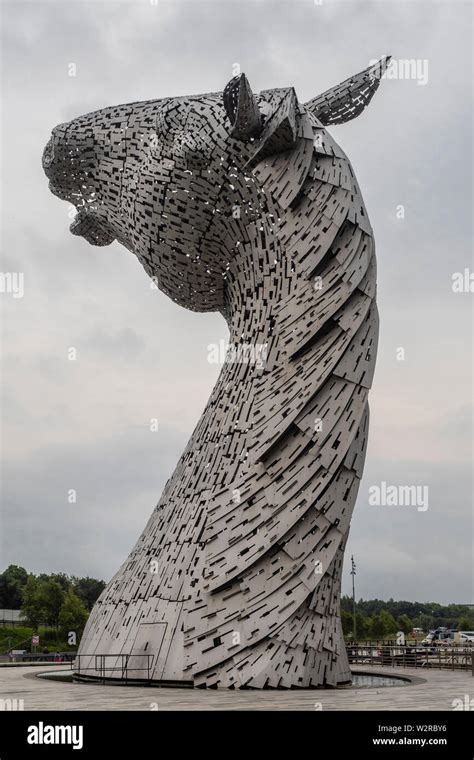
[0,665,472,711]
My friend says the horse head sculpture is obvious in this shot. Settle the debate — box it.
[43,57,390,688]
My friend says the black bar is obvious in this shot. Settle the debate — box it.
[0,710,472,758]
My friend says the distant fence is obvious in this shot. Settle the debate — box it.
[4,652,76,664]
[346,639,474,647]
[0,610,25,627]
[347,645,474,672]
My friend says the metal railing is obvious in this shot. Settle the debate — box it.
[21,652,76,663]
[73,653,154,683]
[1,651,76,663]
[346,639,474,647]
[347,644,474,672]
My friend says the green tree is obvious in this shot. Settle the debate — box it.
[21,576,43,630]
[355,613,369,640]
[379,609,398,635]
[38,580,65,628]
[22,577,65,629]
[58,590,89,640]
[72,577,106,610]
[397,614,413,635]
[458,617,474,631]
[0,565,28,608]
[342,598,474,629]
[49,573,71,592]
[341,609,353,636]
[414,613,435,632]
[368,613,388,639]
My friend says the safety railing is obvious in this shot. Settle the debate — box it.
[73,653,154,683]
[347,645,474,672]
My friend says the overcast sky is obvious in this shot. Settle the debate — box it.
[0,0,472,605]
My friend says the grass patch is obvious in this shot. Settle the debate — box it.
[0,626,76,653]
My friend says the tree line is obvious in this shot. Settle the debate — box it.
[2,566,472,642]
[340,595,474,639]
[0,565,105,638]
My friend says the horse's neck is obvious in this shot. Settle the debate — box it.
[162,240,294,502]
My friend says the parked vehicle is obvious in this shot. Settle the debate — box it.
[422,627,458,645]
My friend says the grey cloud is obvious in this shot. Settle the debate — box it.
[79,327,147,359]
[2,425,186,580]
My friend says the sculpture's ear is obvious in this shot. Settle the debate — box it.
[223,73,300,160]
[223,73,263,140]
[247,87,300,166]
[304,56,391,126]
[223,73,302,173]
